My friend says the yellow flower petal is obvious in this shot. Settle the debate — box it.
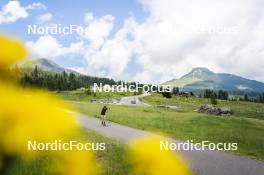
[0,36,27,69]
[128,136,192,175]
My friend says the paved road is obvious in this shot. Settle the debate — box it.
[78,114,264,175]
[118,93,151,106]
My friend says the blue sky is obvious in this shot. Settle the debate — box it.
[0,0,146,68]
[1,0,264,83]
[0,0,152,82]
[0,0,145,36]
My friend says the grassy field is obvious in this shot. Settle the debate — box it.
[143,94,264,120]
[54,90,136,102]
[4,129,129,175]
[68,100,264,160]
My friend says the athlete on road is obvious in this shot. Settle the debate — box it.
[101,105,109,126]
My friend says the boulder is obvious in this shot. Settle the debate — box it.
[197,105,232,116]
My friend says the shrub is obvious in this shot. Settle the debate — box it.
[211,96,218,105]
[162,92,172,98]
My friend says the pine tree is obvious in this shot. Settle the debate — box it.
[172,87,179,95]
[244,94,248,101]
[211,96,218,105]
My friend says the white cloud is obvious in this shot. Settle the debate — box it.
[75,12,125,77]
[25,1,264,83]
[0,1,28,24]
[81,13,115,48]
[87,38,134,77]
[0,1,46,24]
[26,35,84,59]
[84,13,94,23]
[25,12,119,78]
[81,15,136,78]
[26,35,62,58]
[25,2,46,10]
[37,13,53,23]
[91,0,264,83]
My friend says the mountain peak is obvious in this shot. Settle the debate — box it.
[18,58,79,74]
[182,67,214,78]
[36,58,62,68]
[38,58,53,64]
[164,67,264,92]
[192,67,211,72]
[191,67,213,74]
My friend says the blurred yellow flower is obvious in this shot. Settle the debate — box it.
[52,149,100,175]
[0,35,98,175]
[0,82,79,158]
[0,34,192,175]
[0,36,27,69]
[128,136,192,175]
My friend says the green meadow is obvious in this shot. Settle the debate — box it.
[5,129,129,175]
[55,90,136,102]
[5,91,264,175]
[62,92,264,160]
[143,94,264,120]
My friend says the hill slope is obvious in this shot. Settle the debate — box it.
[18,58,79,74]
[164,67,264,92]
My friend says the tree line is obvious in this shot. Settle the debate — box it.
[203,89,229,100]
[20,66,116,91]
[242,93,264,103]
[18,66,264,104]
[161,88,228,100]
[161,87,264,104]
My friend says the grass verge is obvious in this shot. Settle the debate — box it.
[54,90,136,102]
[4,129,129,175]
